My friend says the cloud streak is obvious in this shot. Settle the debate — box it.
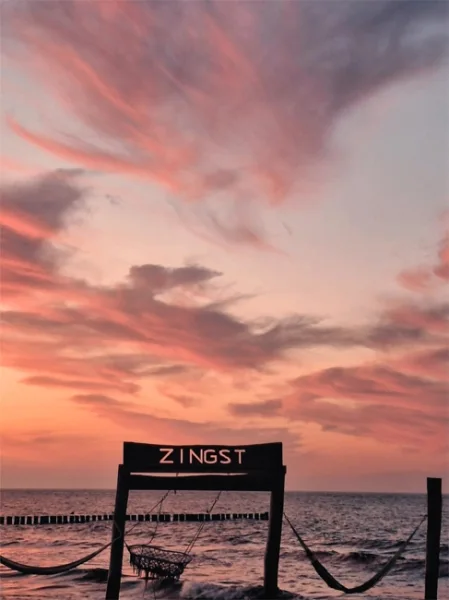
[398,226,449,292]
[0,170,87,300]
[284,280,449,452]
[2,1,448,245]
[70,393,301,451]
[1,173,377,399]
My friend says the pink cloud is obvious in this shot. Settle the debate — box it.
[2,168,447,470]
[394,346,449,381]
[3,1,447,246]
[397,226,449,292]
[284,361,448,450]
[434,232,449,281]
[228,399,282,417]
[70,393,302,452]
[1,172,370,397]
[280,220,449,453]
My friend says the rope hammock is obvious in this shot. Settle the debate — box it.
[127,489,222,581]
[0,488,222,580]
[0,541,112,576]
[284,512,427,594]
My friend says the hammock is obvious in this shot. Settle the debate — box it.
[0,541,111,576]
[284,512,426,594]
[126,490,222,581]
[128,544,192,580]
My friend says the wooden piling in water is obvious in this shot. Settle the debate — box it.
[425,477,442,600]
[264,468,285,599]
[0,510,271,525]
[106,464,129,600]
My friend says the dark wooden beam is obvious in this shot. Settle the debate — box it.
[425,477,442,600]
[106,465,129,600]
[264,470,285,598]
[128,471,284,492]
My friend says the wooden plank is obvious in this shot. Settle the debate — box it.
[264,470,285,597]
[106,464,129,599]
[123,441,283,473]
[128,471,281,492]
[425,477,442,600]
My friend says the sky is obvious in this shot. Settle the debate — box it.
[0,0,448,493]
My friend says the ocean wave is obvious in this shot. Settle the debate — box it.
[74,568,109,583]
[0,541,19,547]
[393,557,448,578]
[340,550,379,564]
[179,583,302,599]
[226,536,253,546]
[281,546,449,577]
[354,538,405,551]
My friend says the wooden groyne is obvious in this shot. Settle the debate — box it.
[0,511,269,526]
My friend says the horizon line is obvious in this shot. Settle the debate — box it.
[1,487,441,495]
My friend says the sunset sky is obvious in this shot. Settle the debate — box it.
[0,0,448,492]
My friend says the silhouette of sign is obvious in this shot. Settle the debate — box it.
[123,442,282,473]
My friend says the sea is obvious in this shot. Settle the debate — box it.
[0,490,447,600]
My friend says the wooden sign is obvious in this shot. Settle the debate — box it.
[123,441,283,473]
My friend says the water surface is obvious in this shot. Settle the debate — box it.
[1,491,447,599]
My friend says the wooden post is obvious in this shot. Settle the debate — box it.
[105,465,129,600]
[425,477,442,600]
[264,469,285,598]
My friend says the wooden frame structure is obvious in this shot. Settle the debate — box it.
[105,441,286,599]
